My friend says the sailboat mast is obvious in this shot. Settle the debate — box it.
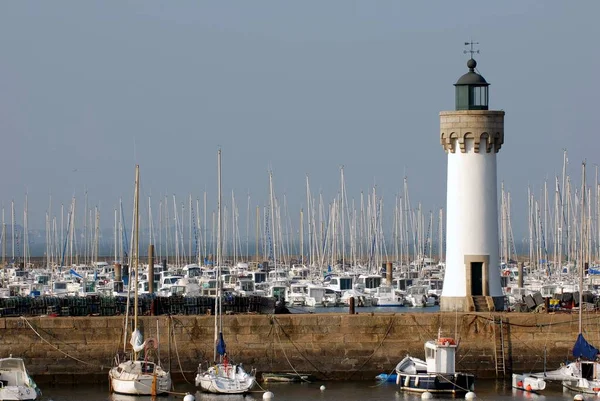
[214,149,222,362]
[133,165,140,356]
[579,162,585,335]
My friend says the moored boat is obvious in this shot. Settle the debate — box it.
[0,356,41,400]
[394,334,474,394]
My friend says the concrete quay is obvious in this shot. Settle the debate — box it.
[0,312,590,383]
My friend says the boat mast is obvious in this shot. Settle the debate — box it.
[579,162,585,335]
[2,207,5,266]
[214,149,222,362]
[133,165,140,359]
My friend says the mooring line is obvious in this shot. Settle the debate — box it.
[20,316,107,369]
[169,316,192,384]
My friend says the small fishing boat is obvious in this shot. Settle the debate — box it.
[0,356,41,400]
[394,334,474,394]
[262,372,315,382]
[511,373,546,392]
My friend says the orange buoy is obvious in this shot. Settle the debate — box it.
[526,384,532,392]
[517,381,523,387]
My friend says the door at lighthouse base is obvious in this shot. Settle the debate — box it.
[470,262,483,296]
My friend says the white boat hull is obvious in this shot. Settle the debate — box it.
[195,365,255,394]
[0,386,39,400]
[109,361,172,395]
[511,373,546,392]
[0,357,40,400]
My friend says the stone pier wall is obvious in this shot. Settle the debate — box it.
[0,312,591,382]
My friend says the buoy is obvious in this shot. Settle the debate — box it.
[465,391,476,400]
[320,385,326,391]
[526,384,532,392]
[263,391,274,399]
[573,395,584,401]
[183,394,196,401]
[421,391,433,399]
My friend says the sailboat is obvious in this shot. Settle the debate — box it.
[195,150,256,394]
[108,165,172,396]
[514,162,597,395]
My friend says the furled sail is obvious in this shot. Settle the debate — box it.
[216,332,226,356]
[573,333,599,361]
[130,329,146,353]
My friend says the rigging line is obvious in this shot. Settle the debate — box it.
[20,316,108,369]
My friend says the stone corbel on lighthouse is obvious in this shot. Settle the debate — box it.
[440,111,505,154]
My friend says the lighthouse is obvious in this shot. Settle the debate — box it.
[439,55,505,312]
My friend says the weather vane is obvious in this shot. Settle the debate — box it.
[464,41,480,58]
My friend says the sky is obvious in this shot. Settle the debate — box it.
[1,1,599,251]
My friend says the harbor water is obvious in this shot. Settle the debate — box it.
[38,379,584,401]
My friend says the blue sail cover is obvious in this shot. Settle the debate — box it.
[573,333,599,360]
[216,332,226,356]
[69,269,84,279]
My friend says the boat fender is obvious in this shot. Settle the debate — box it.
[404,376,410,387]
[526,384,532,392]
[465,391,476,400]
[184,394,196,401]
[396,374,400,385]
[594,387,600,392]
[414,376,419,386]
[517,381,523,388]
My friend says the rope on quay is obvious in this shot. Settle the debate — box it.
[347,316,395,381]
[20,316,109,370]
[169,316,192,384]
[271,315,330,379]
[274,317,312,383]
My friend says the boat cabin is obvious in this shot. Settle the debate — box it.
[393,278,414,292]
[425,337,457,374]
[356,274,382,293]
[326,276,353,293]
[248,271,267,284]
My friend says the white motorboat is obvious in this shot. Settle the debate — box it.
[0,356,41,400]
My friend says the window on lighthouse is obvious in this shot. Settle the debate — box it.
[469,86,488,108]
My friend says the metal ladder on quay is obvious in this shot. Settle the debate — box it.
[493,315,507,378]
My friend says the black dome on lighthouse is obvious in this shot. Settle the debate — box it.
[455,59,488,86]
[454,58,489,111]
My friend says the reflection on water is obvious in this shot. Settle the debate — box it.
[37,379,583,401]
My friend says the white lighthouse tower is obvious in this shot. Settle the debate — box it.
[439,54,505,312]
